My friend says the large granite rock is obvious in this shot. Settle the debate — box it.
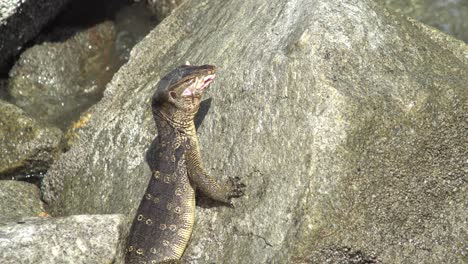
[0,0,70,72]
[8,21,117,130]
[0,99,62,179]
[0,214,126,264]
[42,0,467,263]
[0,180,46,223]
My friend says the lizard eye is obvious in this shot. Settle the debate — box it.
[170,91,177,99]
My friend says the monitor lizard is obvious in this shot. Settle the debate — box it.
[125,64,244,264]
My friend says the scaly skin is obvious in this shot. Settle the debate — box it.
[125,64,244,264]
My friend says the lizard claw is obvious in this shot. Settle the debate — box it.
[228,176,246,199]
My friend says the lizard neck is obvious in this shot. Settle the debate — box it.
[154,107,196,136]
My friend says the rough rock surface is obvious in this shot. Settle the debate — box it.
[0,181,46,223]
[0,214,126,264]
[0,99,62,179]
[42,0,467,263]
[0,0,70,71]
[8,21,117,130]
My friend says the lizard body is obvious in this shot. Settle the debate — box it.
[125,64,243,264]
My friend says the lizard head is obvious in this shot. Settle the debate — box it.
[152,64,216,117]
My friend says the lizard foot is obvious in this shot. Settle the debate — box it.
[228,177,246,206]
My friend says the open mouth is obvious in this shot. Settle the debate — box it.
[182,74,216,96]
[200,74,216,90]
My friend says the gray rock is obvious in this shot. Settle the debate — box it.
[42,0,467,263]
[378,0,468,43]
[0,214,127,264]
[0,99,62,180]
[0,0,70,71]
[8,21,117,130]
[147,0,185,21]
[0,180,46,223]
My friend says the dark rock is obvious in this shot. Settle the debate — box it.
[114,1,157,62]
[8,21,118,130]
[0,78,8,100]
[0,214,127,264]
[0,180,46,223]
[42,0,467,263]
[0,99,62,180]
[51,0,129,29]
[146,0,186,21]
[0,0,71,73]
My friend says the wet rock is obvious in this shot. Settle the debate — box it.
[378,0,468,43]
[0,180,46,223]
[42,0,467,263]
[0,99,62,180]
[115,1,157,62]
[8,21,118,130]
[0,214,127,264]
[0,0,70,72]
[147,0,185,21]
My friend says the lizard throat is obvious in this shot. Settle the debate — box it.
[154,109,194,131]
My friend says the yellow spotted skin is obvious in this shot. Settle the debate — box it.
[125,65,243,264]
